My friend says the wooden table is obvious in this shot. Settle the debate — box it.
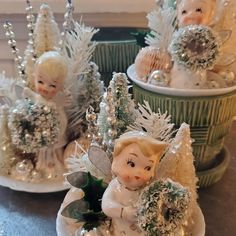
[0,122,235,236]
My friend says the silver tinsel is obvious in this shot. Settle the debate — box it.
[169,25,220,71]
[8,99,60,153]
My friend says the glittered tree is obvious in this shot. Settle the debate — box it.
[33,4,61,57]
[97,73,135,152]
[156,123,198,218]
[23,3,61,87]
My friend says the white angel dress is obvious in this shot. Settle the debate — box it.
[102,178,144,236]
[23,87,68,178]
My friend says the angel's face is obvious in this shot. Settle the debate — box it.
[177,0,215,26]
[112,143,156,190]
[34,67,62,100]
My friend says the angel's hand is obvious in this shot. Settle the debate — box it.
[54,90,72,107]
[122,206,138,223]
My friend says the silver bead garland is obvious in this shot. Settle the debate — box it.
[3,21,26,80]
[104,87,117,153]
[25,0,36,60]
[86,106,103,145]
[59,0,75,51]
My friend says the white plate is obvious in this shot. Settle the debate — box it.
[0,174,69,193]
[56,188,205,236]
[127,64,236,97]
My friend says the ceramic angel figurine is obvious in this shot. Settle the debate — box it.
[101,131,166,236]
[23,50,70,178]
[169,0,217,89]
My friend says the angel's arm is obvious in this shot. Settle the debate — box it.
[23,87,41,103]
[101,179,137,222]
[54,89,72,108]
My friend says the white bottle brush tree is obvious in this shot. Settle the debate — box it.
[23,3,61,86]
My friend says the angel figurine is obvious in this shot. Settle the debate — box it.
[59,103,204,236]
[169,0,217,89]
[101,131,166,236]
[170,0,236,89]
[22,50,70,178]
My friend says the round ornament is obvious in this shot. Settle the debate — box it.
[169,25,220,71]
[148,70,170,87]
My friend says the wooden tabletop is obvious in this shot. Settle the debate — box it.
[0,122,235,236]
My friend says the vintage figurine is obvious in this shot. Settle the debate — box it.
[23,50,70,178]
[169,0,219,89]
[101,131,166,236]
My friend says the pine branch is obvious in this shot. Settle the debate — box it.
[128,101,175,143]
[62,22,98,80]
[146,8,176,49]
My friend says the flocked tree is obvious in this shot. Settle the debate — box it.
[33,4,61,57]
[156,123,198,219]
[97,72,135,152]
[23,3,61,87]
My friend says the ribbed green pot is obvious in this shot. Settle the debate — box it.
[133,84,236,173]
[92,40,140,86]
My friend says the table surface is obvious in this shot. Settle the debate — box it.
[0,122,235,236]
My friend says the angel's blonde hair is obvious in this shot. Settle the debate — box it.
[113,131,166,162]
[34,51,68,83]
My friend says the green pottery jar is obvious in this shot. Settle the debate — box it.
[92,28,141,86]
[132,83,236,187]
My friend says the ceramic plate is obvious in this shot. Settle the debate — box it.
[0,174,69,193]
[56,188,205,236]
[127,64,236,97]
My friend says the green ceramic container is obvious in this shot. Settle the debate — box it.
[197,147,230,188]
[92,28,141,86]
[133,84,236,174]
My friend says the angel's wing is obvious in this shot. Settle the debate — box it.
[88,145,112,178]
[213,0,236,73]
[65,141,112,184]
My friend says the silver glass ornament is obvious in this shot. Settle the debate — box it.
[14,159,34,180]
[148,70,169,87]
[219,70,235,83]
